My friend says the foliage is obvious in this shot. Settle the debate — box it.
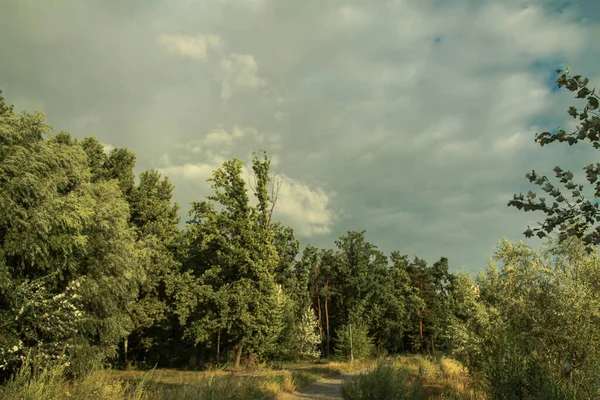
[335,317,375,361]
[452,237,600,399]
[290,307,322,361]
[0,277,85,375]
[183,152,284,366]
[342,356,474,400]
[10,84,600,400]
[0,100,142,379]
[341,361,419,400]
[509,68,600,252]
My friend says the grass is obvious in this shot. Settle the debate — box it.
[341,355,482,400]
[0,356,371,400]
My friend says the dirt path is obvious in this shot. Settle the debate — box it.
[279,369,366,400]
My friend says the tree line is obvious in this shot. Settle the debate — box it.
[0,90,464,376]
[2,67,600,397]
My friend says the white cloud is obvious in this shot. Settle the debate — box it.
[157,33,223,60]
[157,156,336,237]
[220,53,265,102]
[274,176,336,237]
[156,122,335,237]
[158,163,215,182]
[158,33,266,103]
[492,131,534,152]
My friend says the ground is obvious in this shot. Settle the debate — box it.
[278,369,365,400]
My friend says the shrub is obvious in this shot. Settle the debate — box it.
[341,361,418,400]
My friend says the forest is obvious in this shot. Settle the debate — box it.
[1,68,600,399]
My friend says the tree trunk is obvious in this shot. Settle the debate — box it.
[349,323,353,362]
[123,337,128,363]
[325,278,330,358]
[314,264,323,357]
[317,298,323,355]
[216,331,221,363]
[418,278,424,353]
[418,308,424,352]
[234,345,243,368]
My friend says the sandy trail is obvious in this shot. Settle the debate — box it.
[278,369,365,400]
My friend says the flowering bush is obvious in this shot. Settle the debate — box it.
[0,275,86,379]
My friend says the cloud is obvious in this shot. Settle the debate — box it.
[1,0,599,273]
[158,163,215,182]
[157,33,266,103]
[157,34,223,60]
[156,125,336,237]
[274,175,336,237]
[158,159,336,238]
[220,53,265,102]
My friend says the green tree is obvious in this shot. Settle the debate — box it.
[509,68,600,252]
[184,151,283,368]
[334,315,374,361]
[453,237,600,398]
[0,96,141,378]
[377,252,421,354]
[125,169,185,367]
[291,307,321,361]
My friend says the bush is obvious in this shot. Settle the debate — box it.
[341,361,418,400]
[480,346,580,400]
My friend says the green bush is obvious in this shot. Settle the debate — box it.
[480,346,581,400]
[341,361,418,400]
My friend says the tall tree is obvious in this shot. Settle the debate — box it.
[0,97,141,378]
[184,151,283,368]
[125,169,184,366]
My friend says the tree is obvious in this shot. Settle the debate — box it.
[0,96,142,378]
[376,252,421,354]
[509,68,600,252]
[452,237,600,398]
[295,307,321,361]
[125,169,184,367]
[183,151,283,368]
[334,316,374,361]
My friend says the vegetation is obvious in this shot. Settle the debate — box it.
[2,68,600,399]
[341,356,474,400]
[509,68,600,251]
[0,353,369,400]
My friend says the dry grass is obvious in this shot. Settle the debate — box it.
[341,355,483,400]
[0,357,369,400]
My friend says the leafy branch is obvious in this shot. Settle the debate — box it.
[509,68,600,252]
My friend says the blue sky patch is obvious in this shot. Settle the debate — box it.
[531,59,567,93]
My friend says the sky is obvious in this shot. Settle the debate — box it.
[1,0,599,274]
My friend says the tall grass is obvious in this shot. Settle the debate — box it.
[0,354,148,400]
[0,354,367,400]
[341,361,419,400]
[341,355,479,400]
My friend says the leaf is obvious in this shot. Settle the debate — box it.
[588,97,599,110]
[541,183,553,193]
[568,106,578,117]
